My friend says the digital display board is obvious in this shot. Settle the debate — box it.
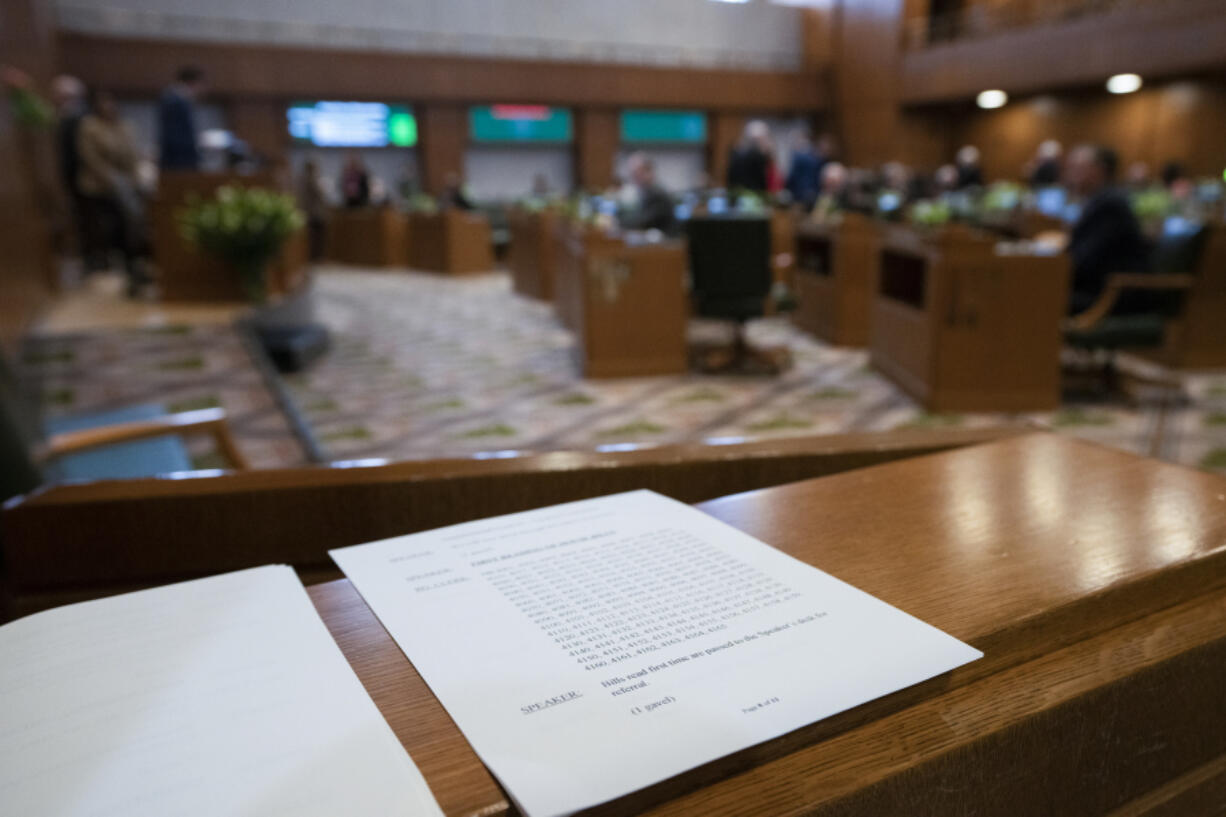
[287,101,417,148]
[469,105,573,143]
[620,110,707,144]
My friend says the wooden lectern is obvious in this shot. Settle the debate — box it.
[870,225,1069,412]
[507,208,560,300]
[791,214,881,347]
[407,210,495,274]
[554,223,688,378]
[326,207,409,267]
[308,433,1226,816]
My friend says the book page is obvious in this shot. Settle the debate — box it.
[331,490,982,817]
[0,566,443,817]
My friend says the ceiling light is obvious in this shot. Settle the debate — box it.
[976,89,1008,109]
[1106,73,1142,94]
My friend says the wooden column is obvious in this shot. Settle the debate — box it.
[574,108,618,191]
[832,0,906,168]
[227,99,288,165]
[707,112,746,190]
[417,104,466,196]
[0,0,58,354]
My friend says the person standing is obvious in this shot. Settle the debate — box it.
[158,65,206,171]
[297,159,330,262]
[618,152,674,233]
[341,152,371,208]
[726,120,770,194]
[77,89,149,295]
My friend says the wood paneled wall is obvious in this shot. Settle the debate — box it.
[58,33,827,112]
[417,106,467,195]
[574,109,618,191]
[831,0,907,167]
[902,0,1226,103]
[948,78,1226,181]
[0,0,58,358]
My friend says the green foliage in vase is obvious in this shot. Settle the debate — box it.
[1130,187,1174,223]
[178,186,303,302]
[979,181,1023,214]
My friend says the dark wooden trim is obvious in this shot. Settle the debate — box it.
[57,33,829,112]
[901,0,1226,103]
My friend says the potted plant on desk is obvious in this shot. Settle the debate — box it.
[180,186,328,372]
[179,185,304,310]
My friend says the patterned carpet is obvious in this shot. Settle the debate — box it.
[19,265,1226,476]
[20,324,309,470]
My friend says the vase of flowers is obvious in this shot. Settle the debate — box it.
[179,185,304,305]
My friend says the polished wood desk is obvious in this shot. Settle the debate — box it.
[507,207,559,300]
[555,225,688,377]
[870,226,1070,412]
[2,428,1024,619]
[407,210,495,275]
[152,171,307,301]
[307,433,1226,816]
[791,214,881,347]
[326,207,409,267]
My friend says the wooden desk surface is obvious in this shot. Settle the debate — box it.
[307,434,1226,816]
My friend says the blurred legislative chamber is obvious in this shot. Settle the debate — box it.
[4,0,1226,814]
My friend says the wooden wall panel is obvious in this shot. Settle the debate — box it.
[418,105,466,195]
[901,0,1226,103]
[707,112,747,190]
[574,109,618,191]
[226,99,289,165]
[0,0,57,357]
[832,0,906,167]
[946,78,1226,181]
[57,33,828,113]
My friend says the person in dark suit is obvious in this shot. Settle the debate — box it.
[1028,139,1063,187]
[157,65,205,171]
[440,170,475,211]
[954,145,984,189]
[1065,144,1150,314]
[726,120,770,193]
[619,152,674,233]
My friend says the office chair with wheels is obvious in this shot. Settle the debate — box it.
[1063,218,1209,399]
[686,216,791,375]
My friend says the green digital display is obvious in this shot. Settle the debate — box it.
[620,110,707,144]
[287,101,417,148]
[469,105,573,143]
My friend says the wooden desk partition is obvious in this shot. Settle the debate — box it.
[308,433,1226,816]
[326,207,409,267]
[560,232,688,378]
[0,428,1024,619]
[152,171,307,301]
[407,210,495,274]
[870,226,1070,412]
[507,208,559,300]
[1165,224,1226,369]
[791,214,881,347]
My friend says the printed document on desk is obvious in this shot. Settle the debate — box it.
[331,489,982,817]
[0,565,443,817]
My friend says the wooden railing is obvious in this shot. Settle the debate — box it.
[905,0,1170,49]
[1,426,1032,620]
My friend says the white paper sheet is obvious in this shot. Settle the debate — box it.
[330,489,982,817]
[0,566,443,817]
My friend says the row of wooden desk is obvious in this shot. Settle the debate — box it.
[327,207,495,274]
[793,216,1071,412]
[792,213,1226,410]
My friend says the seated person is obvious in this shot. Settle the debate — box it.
[1065,144,1150,314]
[341,152,370,208]
[440,171,475,211]
[618,152,675,233]
[810,162,849,223]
